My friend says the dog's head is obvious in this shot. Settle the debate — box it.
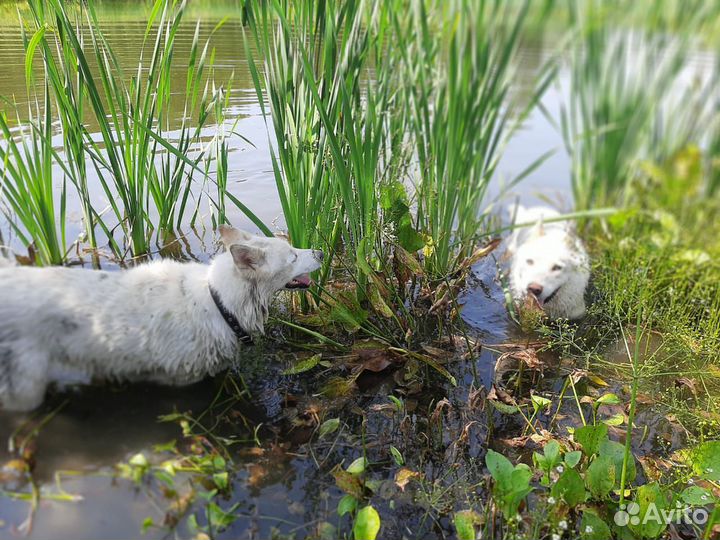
[511,221,588,311]
[218,226,323,291]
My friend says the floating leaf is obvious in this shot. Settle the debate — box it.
[353,505,381,540]
[601,413,625,426]
[595,393,621,407]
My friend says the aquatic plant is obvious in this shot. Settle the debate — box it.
[399,0,552,277]
[560,10,688,212]
[0,89,68,265]
[22,0,230,258]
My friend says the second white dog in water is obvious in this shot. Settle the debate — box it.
[0,226,323,411]
[506,205,590,320]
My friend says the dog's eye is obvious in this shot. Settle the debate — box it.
[292,253,298,262]
[552,264,563,271]
[526,259,534,266]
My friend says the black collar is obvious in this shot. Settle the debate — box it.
[209,286,253,345]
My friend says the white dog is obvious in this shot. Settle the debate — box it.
[506,206,589,320]
[0,226,323,411]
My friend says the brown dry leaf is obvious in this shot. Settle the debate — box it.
[459,238,502,270]
[394,245,424,276]
[248,463,271,488]
[468,387,485,410]
[499,436,532,448]
[331,464,365,499]
[395,468,423,491]
[348,348,396,374]
[430,398,452,424]
[638,456,675,483]
[488,385,517,407]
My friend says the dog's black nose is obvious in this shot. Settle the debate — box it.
[527,283,543,297]
[314,250,324,261]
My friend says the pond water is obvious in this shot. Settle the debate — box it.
[0,5,703,540]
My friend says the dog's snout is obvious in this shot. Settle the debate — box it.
[314,250,324,262]
[527,283,543,298]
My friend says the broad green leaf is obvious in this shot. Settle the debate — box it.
[680,486,714,506]
[595,393,621,406]
[551,468,586,506]
[565,451,583,468]
[585,455,615,498]
[684,441,720,481]
[337,494,358,516]
[347,457,368,475]
[453,510,481,540]
[599,439,636,486]
[628,483,669,539]
[485,449,514,489]
[580,511,612,540]
[353,505,381,540]
[574,424,609,456]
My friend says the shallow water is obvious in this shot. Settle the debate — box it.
[0,5,706,539]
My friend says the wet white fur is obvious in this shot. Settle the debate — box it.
[0,227,322,411]
[507,206,589,320]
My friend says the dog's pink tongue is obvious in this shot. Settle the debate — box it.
[295,274,312,286]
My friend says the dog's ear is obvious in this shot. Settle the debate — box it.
[531,215,545,237]
[219,225,253,247]
[229,244,266,270]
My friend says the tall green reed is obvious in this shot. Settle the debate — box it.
[24,0,224,258]
[0,89,67,265]
[245,0,406,295]
[398,0,550,278]
[560,7,688,211]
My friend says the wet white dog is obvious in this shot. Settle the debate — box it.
[0,226,323,411]
[507,205,589,320]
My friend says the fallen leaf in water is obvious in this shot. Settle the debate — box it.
[498,436,532,448]
[395,468,423,491]
[459,238,501,270]
[331,464,365,499]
